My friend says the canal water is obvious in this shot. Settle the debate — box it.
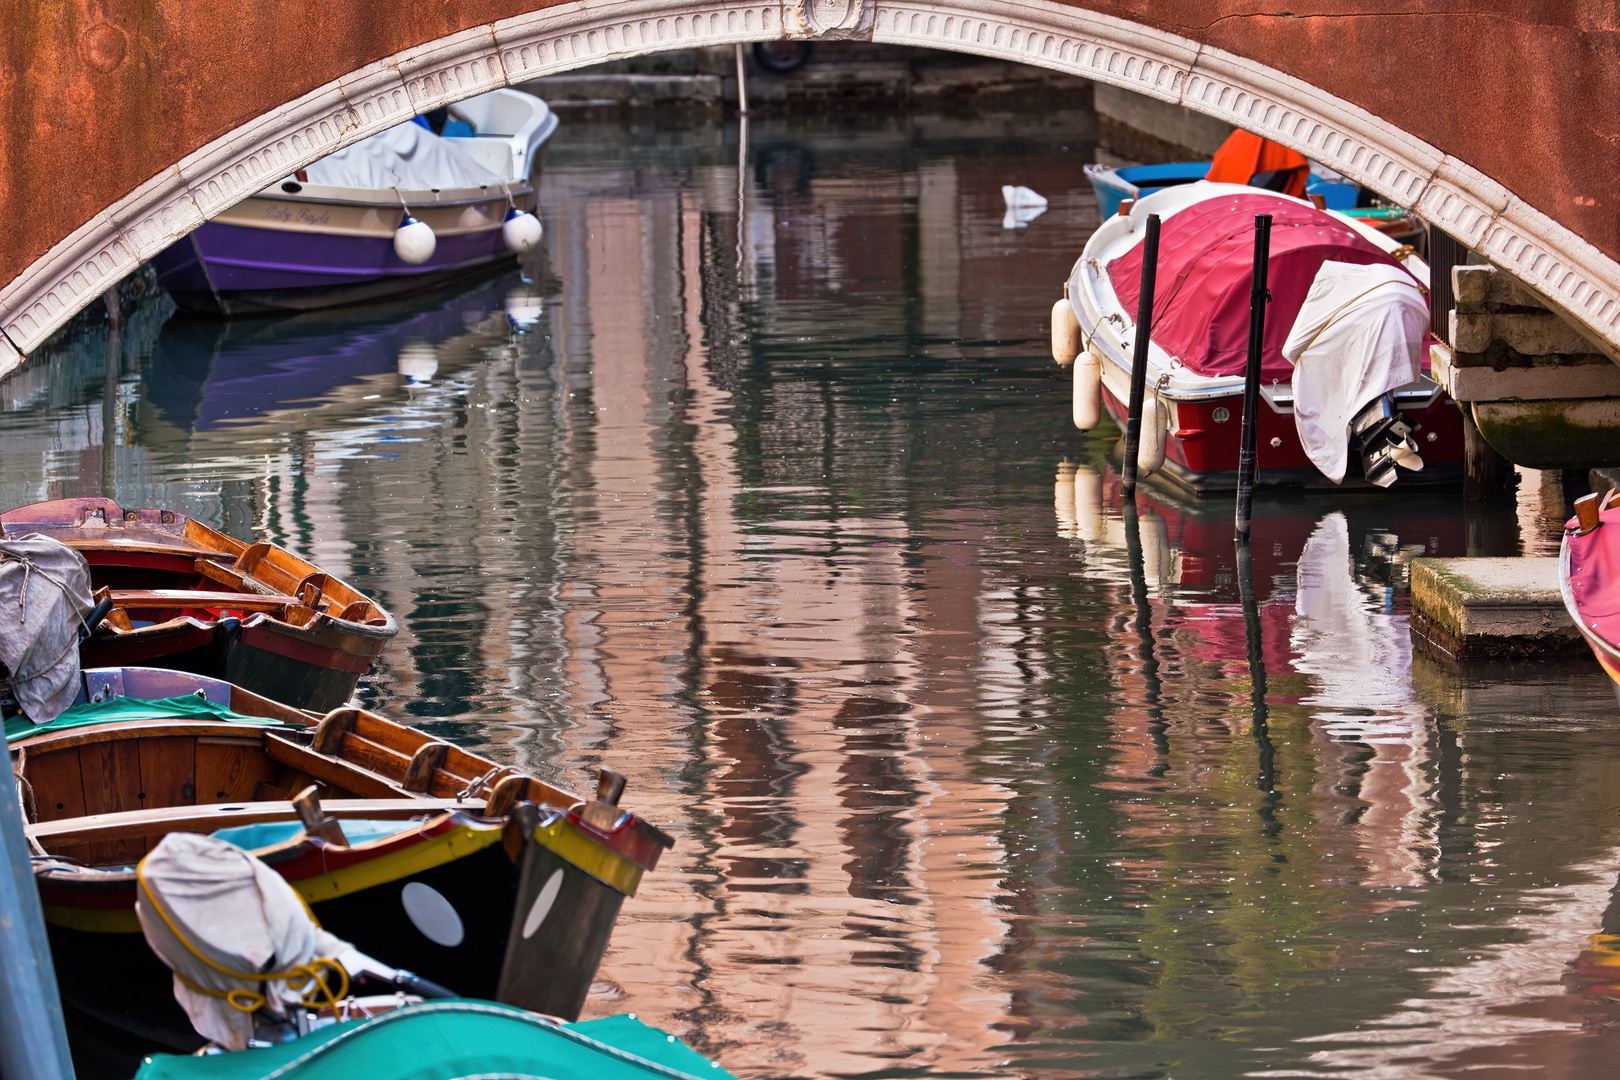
[8,103,1620,1078]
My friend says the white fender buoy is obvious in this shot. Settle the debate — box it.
[394,213,436,265]
[1072,349,1103,431]
[502,207,543,253]
[1137,392,1167,475]
[1051,297,1081,367]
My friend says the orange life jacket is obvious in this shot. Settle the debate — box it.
[1206,130,1309,198]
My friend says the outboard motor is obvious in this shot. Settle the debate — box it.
[1349,393,1425,488]
[136,831,451,1050]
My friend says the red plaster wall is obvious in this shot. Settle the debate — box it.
[2,1,1616,297]
[1112,2,1620,261]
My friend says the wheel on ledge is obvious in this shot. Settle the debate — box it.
[753,41,811,73]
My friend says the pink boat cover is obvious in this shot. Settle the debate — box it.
[1566,512,1620,654]
[1109,192,1419,381]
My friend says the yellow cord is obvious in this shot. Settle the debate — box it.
[1289,279,1415,362]
[136,857,350,1014]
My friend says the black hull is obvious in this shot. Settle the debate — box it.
[82,621,368,713]
[47,823,635,1060]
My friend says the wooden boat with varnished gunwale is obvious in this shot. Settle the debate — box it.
[0,497,395,712]
[8,666,672,1055]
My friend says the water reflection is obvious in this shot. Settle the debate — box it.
[8,105,1620,1078]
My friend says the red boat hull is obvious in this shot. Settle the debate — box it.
[1101,384,1466,495]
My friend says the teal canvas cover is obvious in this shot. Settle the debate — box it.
[134,1002,736,1080]
[4,695,282,744]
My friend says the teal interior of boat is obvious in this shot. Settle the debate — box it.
[211,819,415,850]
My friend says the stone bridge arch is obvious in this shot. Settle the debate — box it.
[3,1,1616,377]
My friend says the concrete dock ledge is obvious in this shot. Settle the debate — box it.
[1409,557,1585,661]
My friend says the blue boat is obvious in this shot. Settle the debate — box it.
[1085,160,1360,218]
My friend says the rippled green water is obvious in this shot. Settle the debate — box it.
[9,105,1620,1078]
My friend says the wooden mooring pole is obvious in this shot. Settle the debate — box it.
[1235,214,1272,544]
[1120,213,1161,501]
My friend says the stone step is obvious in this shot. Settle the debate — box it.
[1409,556,1585,661]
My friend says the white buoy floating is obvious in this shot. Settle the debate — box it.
[393,212,436,265]
[1072,348,1103,431]
[502,207,543,253]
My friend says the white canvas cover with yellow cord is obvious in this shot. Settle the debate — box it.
[134,832,357,1051]
[1282,260,1430,483]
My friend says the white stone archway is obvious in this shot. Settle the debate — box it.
[4,0,1618,376]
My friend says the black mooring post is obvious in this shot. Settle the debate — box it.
[1234,214,1272,544]
[1120,213,1161,500]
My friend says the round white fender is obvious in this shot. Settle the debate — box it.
[1072,348,1103,431]
[393,213,436,265]
[1137,391,1167,475]
[1051,297,1081,366]
[502,208,543,253]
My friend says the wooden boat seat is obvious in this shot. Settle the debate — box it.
[26,797,485,848]
[105,588,301,612]
[13,687,581,866]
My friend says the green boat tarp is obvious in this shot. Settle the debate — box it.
[4,695,283,744]
[134,1002,736,1080]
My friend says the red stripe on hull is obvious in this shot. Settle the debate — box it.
[239,621,379,675]
[1102,386,1464,481]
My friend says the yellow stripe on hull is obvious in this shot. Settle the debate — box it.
[42,904,142,934]
[290,822,503,903]
[42,815,640,932]
[534,817,644,895]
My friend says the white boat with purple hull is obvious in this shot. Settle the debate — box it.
[151,89,558,316]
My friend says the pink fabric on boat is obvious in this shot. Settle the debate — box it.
[1566,510,1620,648]
[1108,192,1417,381]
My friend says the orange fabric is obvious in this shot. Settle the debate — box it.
[1205,130,1309,198]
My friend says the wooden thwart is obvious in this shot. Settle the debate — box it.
[104,589,300,611]
[27,797,485,847]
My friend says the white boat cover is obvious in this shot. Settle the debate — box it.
[0,535,92,723]
[1282,260,1429,483]
[304,122,503,191]
[136,833,354,1050]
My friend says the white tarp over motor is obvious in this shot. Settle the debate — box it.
[1282,260,1429,483]
[304,121,503,191]
[0,535,92,723]
[135,833,357,1050]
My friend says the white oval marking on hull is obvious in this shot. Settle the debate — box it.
[522,869,566,939]
[401,881,465,947]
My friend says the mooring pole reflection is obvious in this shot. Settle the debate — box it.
[1122,495,1169,768]
[1236,540,1280,833]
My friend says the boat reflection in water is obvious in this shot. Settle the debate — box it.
[133,269,552,458]
[1055,458,1620,1073]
